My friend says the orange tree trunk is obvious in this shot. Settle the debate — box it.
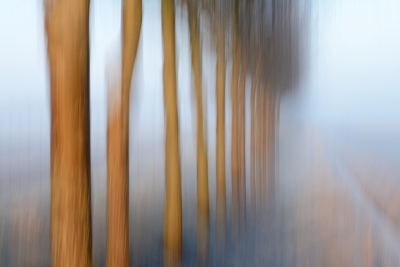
[106,0,142,266]
[274,93,281,197]
[162,0,182,265]
[238,61,247,234]
[255,84,262,214]
[215,18,227,247]
[187,1,210,265]
[230,41,240,239]
[268,90,276,201]
[258,86,266,211]
[45,0,92,265]
[263,87,271,204]
[250,79,256,217]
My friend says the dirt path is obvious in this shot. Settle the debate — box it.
[277,121,400,266]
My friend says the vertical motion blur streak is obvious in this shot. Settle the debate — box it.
[4,0,400,266]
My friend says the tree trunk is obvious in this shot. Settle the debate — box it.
[215,18,227,248]
[238,61,247,234]
[250,79,256,218]
[263,87,271,205]
[162,0,182,265]
[187,1,210,265]
[45,0,92,265]
[274,93,281,198]
[255,84,263,215]
[230,41,240,239]
[268,90,276,201]
[106,0,142,266]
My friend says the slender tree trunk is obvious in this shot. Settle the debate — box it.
[230,41,240,239]
[238,60,247,234]
[256,86,265,214]
[215,18,227,248]
[255,86,261,213]
[251,61,261,217]
[268,90,276,201]
[187,2,210,265]
[162,0,182,265]
[106,0,142,266]
[250,79,256,218]
[45,0,92,265]
[263,87,271,205]
[261,87,268,210]
[274,93,281,198]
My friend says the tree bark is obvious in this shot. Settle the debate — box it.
[258,86,266,212]
[263,87,271,205]
[250,79,256,218]
[187,1,210,265]
[106,0,142,266]
[267,90,276,201]
[230,41,240,239]
[162,0,182,265]
[215,18,227,248]
[274,93,281,198]
[238,60,247,234]
[45,0,92,265]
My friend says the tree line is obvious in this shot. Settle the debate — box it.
[44,0,305,266]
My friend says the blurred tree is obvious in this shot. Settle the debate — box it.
[162,0,183,265]
[230,0,240,240]
[215,11,227,248]
[238,58,246,235]
[187,0,210,264]
[257,86,265,209]
[250,58,261,217]
[200,0,231,252]
[45,0,92,265]
[238,0,254,235]
[250,78,256,214]
[106,0,142,266]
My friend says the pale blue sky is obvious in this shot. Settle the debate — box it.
[302,0,400,126]
[1,0,400,141]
